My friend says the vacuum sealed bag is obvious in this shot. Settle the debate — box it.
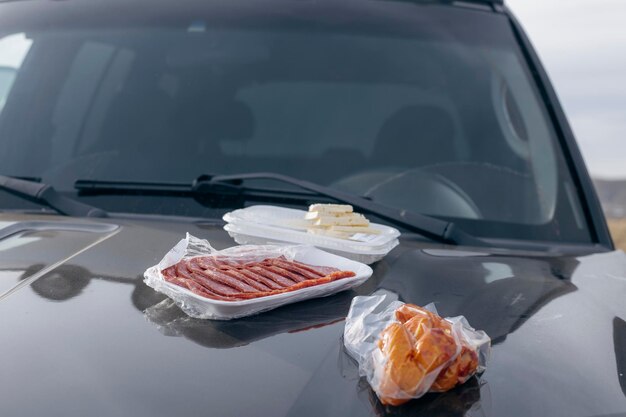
[144,234,372,320]
[344,294,490,406]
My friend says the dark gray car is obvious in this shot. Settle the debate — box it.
[0,1,623,416]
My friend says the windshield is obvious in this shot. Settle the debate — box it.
[0,0,591,243]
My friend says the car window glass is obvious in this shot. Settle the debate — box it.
[0,5,593,243]
[0,33,31,113]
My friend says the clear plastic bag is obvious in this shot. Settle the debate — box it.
[344,293,490,405]
[143,234,372,320]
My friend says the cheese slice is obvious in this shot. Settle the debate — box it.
[305,203,377,240]
[308,204,353,214]
[304,211,324,220]
[313,213,369,227]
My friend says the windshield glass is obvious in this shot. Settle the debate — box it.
[0,0,591,243]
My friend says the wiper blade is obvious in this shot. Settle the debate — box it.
[0,175,107,217]
[74,178,333,205]
[73,174,484,246]
[203,172,486,247]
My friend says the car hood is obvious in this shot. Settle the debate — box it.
[1,213,625,417]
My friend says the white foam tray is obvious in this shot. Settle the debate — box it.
[223,205,400,263]
[145,244,373,320]
[225,226,397,265]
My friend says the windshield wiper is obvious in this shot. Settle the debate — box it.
[0,175,107,217]
[75,178,329,204]
[74,173,485,246]
[203,172,486,247]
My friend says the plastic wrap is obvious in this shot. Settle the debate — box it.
[223,205,400,264]
[344,294,490,406]
[143,234,373,320]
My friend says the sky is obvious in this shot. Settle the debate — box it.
[507,0,626,179]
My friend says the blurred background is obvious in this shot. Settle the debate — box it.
[508,0,626,250]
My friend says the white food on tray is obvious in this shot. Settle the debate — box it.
[304,203,379,238]
[223,205,400,264]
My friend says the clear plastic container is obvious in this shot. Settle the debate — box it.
[222,205,400,264]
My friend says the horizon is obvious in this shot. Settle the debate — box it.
[593,176,626,182]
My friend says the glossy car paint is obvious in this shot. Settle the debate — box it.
[0,0,622,416]
[0,213,625,417]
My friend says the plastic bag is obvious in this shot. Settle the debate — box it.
[344,293,490,406]
[143,234,372,320]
